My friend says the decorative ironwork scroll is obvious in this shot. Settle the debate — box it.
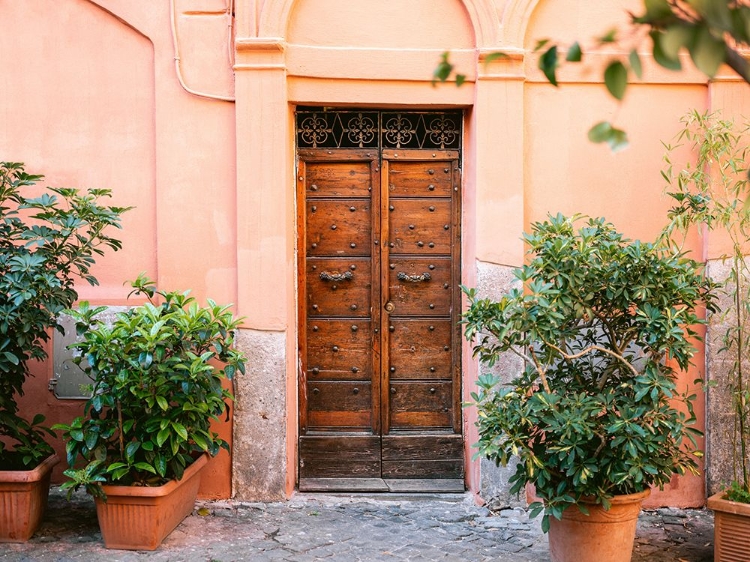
[319,271,354,282]
[296,109,462,151]
[397,272,432,283]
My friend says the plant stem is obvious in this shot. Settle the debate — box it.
[117,400,125,460]
[734,254,749,492]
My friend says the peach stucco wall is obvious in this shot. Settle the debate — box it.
[3,0,748,503]
[0,0,237,498]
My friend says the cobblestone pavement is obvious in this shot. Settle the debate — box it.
[1,488,714,561]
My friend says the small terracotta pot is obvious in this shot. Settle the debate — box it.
[548,488,650,562]
[95,453,208,550]
[708,490,750,562]
[0,453,59,542]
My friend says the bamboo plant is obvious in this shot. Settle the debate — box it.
[660,109,750,501]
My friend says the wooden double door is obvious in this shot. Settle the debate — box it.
[296,110,463,492]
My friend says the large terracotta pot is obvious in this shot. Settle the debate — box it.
[0,453,59,542]
[707,490,750,562]
[548,488,650,562]
[95,453,208,550]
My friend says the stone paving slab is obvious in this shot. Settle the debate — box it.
[0,487,714,561]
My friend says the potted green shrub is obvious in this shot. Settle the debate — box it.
[660,110,750,561]
[54,274,246,550]
[0,162,127,542]
[463,213,717,562]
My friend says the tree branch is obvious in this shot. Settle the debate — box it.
[724,46,750,86]
[542,340,640,379]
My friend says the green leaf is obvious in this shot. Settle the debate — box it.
[3,351,19,365]
[661,25,694,60]
[125,440,140,461]
[433,52,453,84]
[172,422,188,441]
[84,430,99,450]
[484,52,508,65]
[533,39,550,52]
[588,121,613,143]
[156,427,170,448]
[643,0,673,20]
[588,121,629,152]
[688,26,726,77]
[604,61,628,100]
[138,351,153,369]
[156,395,169,411]
[154,454,167,477]
[133,462,157,474]
[566,42,582,62]
[193,432,208,451]
[539,46,559,87]
[651,31,682,71]
[599,29,617,43]
[629,50,643,80]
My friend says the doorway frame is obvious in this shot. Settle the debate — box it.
[293,111,465,490]
[232,0,529,501]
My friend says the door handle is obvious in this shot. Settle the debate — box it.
[319,271,353,282]
[397,272,431,283]
[384,301,395,313]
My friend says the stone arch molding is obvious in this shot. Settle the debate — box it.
[258,0,501,48]
[500,0,543,47]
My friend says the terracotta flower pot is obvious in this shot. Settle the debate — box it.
[95,453,208,550]
[707,490,750,562]
[548,488,650,562]
[0,453,59,542]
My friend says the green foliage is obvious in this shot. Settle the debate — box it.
[435,1,750,150]
[660,109,750,501]
[588,122,629,153]
[726,480,750,503]
[604,61,629,100]
[0,162,128,469]
[463,214,718,531]
[53,274,246,499]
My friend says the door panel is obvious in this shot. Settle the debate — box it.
[297,111,463,491]
[300,435,381,478]
[386,257,452,316]
[307,319,372,381]
[387,160,453,197]
[305,161,373,197]
[306,200,371,256]
[388,199,452,255]
[306,381,373,429]
[306,257,372,317]
[381,434,464,478]
[388,320,452,380]
[389,381,453,428]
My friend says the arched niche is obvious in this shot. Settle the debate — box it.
[259,0,499,49]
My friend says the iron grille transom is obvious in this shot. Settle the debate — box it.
[296,109,462,151]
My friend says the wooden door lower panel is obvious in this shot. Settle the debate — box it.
[299,435,380,479]
[381,434,464,479]
[299,434,464,483]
